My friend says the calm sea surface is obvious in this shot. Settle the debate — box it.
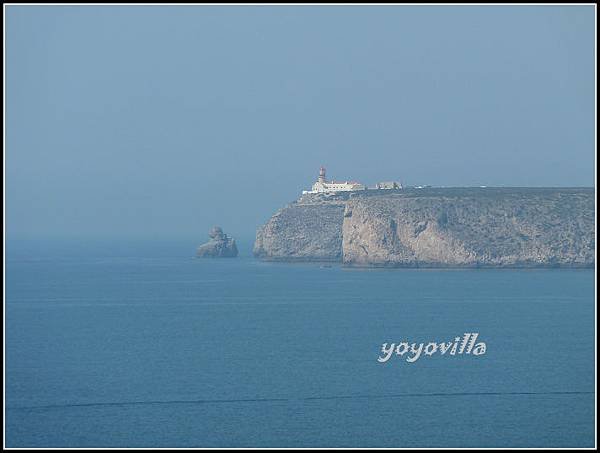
[5,239,596,447]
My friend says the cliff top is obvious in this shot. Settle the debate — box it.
[297,187,594,205]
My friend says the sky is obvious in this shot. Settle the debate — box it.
[5,5,596,242]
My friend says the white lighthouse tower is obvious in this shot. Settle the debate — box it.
[302,166,366,194]
[318,166,327,183]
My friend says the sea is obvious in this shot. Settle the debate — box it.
[5,239,596,448]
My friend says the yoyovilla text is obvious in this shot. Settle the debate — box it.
[378,333,487,363]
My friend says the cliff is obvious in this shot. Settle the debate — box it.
[253,196,346,261]
[254,188,595,268]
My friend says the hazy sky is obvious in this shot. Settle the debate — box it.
[5,5,596,241]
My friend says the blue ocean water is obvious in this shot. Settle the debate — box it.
[5,239,596,447]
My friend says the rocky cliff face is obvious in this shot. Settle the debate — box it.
[342,188,594,267]
[253,197,346,261]
[254,188,595,267]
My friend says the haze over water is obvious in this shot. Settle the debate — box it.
[5,6,595,240]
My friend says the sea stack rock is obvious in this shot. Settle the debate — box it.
[196,226,238,258]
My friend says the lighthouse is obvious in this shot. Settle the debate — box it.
[318,166,327,183]
[302,167,367,194]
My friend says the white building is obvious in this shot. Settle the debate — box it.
[375,181,403,190]
[302,167,366,194]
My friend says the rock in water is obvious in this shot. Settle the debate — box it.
[197,226,238,258]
